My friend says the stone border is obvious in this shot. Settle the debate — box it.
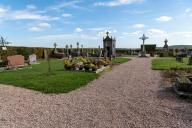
[172,83,192,97]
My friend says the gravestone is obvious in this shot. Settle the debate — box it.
[176,54,183,62]
[28,54,37,65]
[189,56,192,65]
[44,49,48,59]
[7,55,25,68]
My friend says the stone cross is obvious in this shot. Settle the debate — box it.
[53,42,57,53]
[70,44,73,52]
[77,42,80,56]
[66,44,69,55]
[81,44,83,52]
[139,34,149,53]
[106,31,109,37]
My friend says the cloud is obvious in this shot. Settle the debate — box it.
[185,8,192,13]
[94,0,144,7]
[0,5,59,21]
[156,16,172,22]
[88,27,106,31]
[36,33,98,42]
[168,32,192,38]
[122,31,142,36]
[132,24,145,28]
[123,9,151,14]
[185,8,192,16]
[97,29,117,37]
[75,27,83,32]
[48,1,86,11]
[29,23,51,32]
[26,4,37,10]
[147,29,166,37]
[62,13,72,17]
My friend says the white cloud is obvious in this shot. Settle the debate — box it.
[185,8,192,16]
[48,1,84,11]
[0,5,59,21]
[185,8,192,13]
[123,9,150,14]
[29,23,51,32]
[132,24,145,28]
[123,31,142,36]
[168,32,192,38]
[0,6,8,13]
[156,16,172,22]
[95,0,144,7]
[75,27,83,32]
[88,27,106,31]
[62,13,72,17]
[26,4,37,10]
[147,29,166,37]
[36,33,98,42]
[97,29,117,37]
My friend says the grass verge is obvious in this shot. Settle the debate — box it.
[152,57,192,70]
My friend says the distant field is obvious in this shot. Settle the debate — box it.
[152,57,192,70]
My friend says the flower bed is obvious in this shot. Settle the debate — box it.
[64,57,111,73]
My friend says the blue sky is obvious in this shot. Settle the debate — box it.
[0,0,192,48]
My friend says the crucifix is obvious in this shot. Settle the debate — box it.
[139,34,149,56]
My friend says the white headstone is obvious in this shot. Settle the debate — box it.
[28,54,37,64]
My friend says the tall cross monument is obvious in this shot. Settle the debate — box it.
[139,34,149,57]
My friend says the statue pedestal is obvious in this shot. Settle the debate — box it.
[140,51,146,57]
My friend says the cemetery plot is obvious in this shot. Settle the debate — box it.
[0,59,99,93]
[152,57,192,97]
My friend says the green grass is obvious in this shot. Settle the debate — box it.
[0,59,99,93]
[112,57,131,64]
[152,57,192,70]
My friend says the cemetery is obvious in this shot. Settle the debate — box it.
[1,1,192,127]
[0,33,130,93]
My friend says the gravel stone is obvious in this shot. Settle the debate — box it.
[0,58,192,128]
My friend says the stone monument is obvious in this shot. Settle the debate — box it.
[65,44,69,56]
[103,31,116,60]
[139,34,149,57]
[163,39,168,51]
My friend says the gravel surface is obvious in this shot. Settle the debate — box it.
[0,58,192,128]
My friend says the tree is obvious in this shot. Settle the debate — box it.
[0,36,10,47]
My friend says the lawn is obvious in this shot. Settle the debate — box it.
[152,57,192,70]
[112,57,131,64]
[0,59,99,93]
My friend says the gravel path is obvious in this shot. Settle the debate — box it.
[0,58,192,128]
